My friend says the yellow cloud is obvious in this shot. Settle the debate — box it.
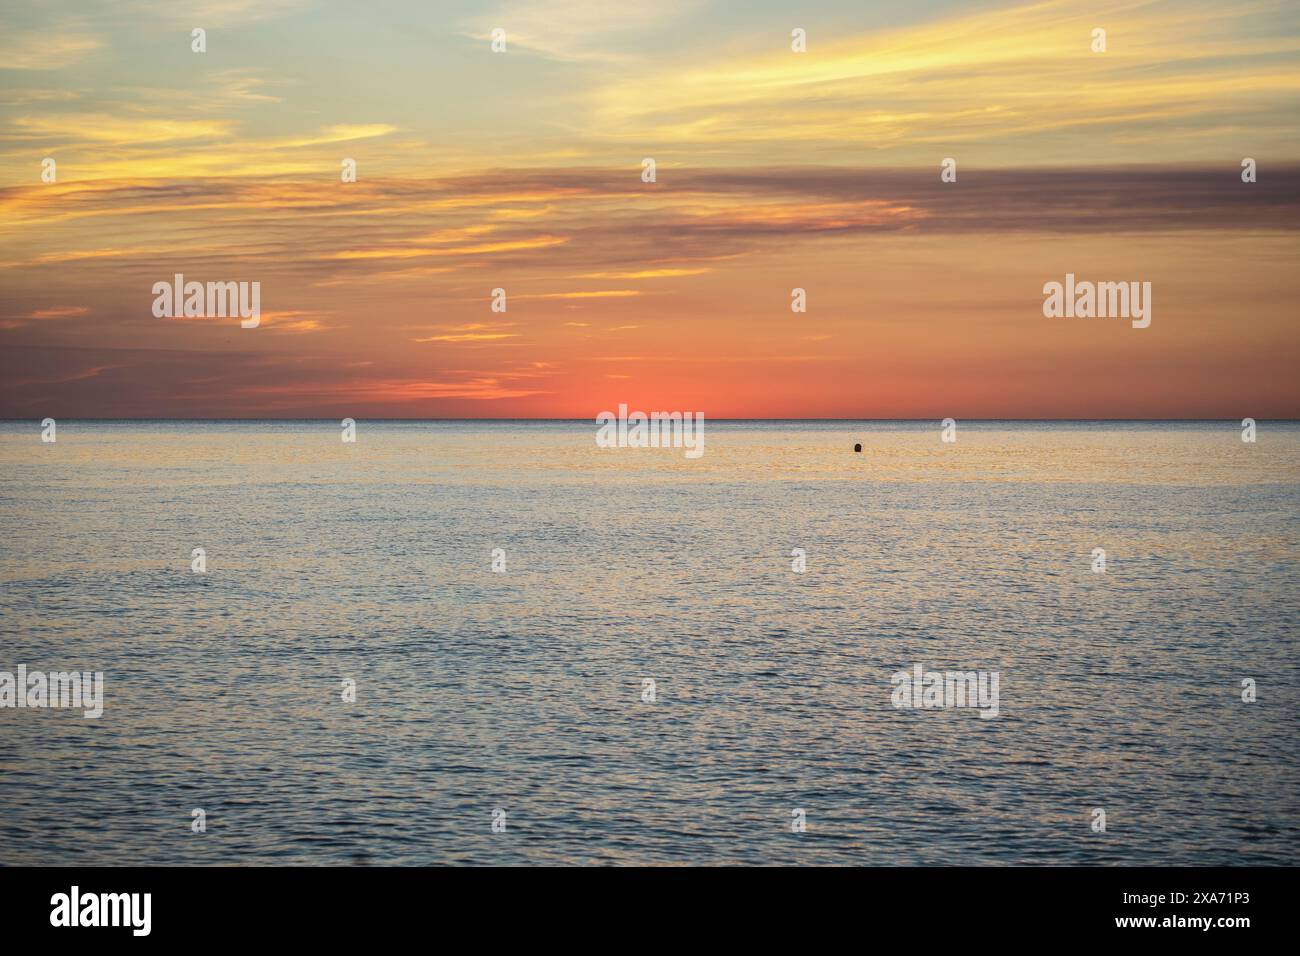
[588,0,1300,161]
[9,115,234,145]
[330,235,569,260]
[517,290,643,300]
[571,268,710,279]
[0,33,102,70]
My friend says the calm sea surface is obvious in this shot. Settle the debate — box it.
[1,421,1297,865]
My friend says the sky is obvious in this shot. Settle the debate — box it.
[1,0,1298,418]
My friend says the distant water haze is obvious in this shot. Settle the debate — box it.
[0,421,1295,864]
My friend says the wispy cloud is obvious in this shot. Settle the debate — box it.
[588,0,1300,163]
[0,31,102,70]
[414,323,521,343]
[462,0,698,62]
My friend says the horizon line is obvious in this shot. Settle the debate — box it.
[5,417,1295,424]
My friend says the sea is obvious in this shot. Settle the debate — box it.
[0,420,1296,865]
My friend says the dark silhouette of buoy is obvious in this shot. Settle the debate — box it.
[853,443,862,453]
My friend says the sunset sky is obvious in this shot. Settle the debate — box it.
[1,0,1297,418]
